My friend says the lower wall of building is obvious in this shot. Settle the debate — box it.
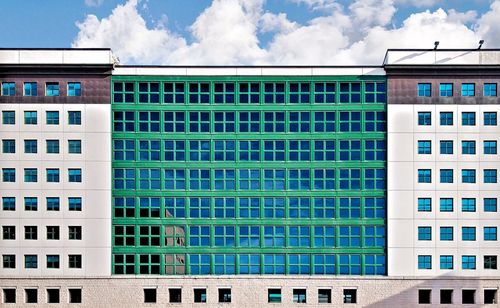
[1,276,500,307]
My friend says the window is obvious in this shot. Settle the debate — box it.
[214,111,235,132]
[418,140,431,154]
[24,197,38,211]
[214,226,235,247]
[440,112,453,125]
[68,140,81,154]
[164,111,185,132]
[214,82,235,104]
[462,227,476,241]
[68,111,81,125]
[293,289,307,303]
[440,169,453,183]
[417,198,431,212]
[113,82,134,103]
[418,169,431,183]
[340,111,362,132]
[484,256,497,270]
[2,168,15,182]
[22,83,37,98]
[343,289,357,304]
[462,289,476,304]
[239,198,260,218]
[46,226,60,240]
[263,82,285,104]
[194,289,207,303]
[484,83,497,96]
[418,290,431,304]
[462,198,476,212]
[2,289,15,303]
[484,227,497,241]
[69,197,82,211]
[2,197,15,211]
[418,255,432,269]
[484,140,497,154]
[339,82,361,103]
[24,111,37,124]
[263,226,285,247]
[69,226,82,240]
[339,168,361,190]
[314,82,335,103]
[24,226,37,240]
[440,83,453,96]
[289,111,310,132]
[484,289,497,304]
[484,112,497,126]
[263,140,285,161]
[68,169,82,182]
[45,82,59,96]
[484,198,497,212]
[2,255,15,268]
[25,288,37,303]
[268,289,281,303]
[69,289,82,304]
[47,255,60,268]
[214,140,235,161]
[163,82,184,104]
[24,168,37,182]
[418,83,431,97]
[440,290,453,304]
[318,289,331,304]
[484,169,497,183]
[2,139,15,153]
[418,226,432,241]
[239,226,260,247]
[462,112,476,125]
[218,289,231,303]
[440,255,454,270]
[164,140,185,161]
[289,82,310,104]
[239,82,259,104]
[138,111,160,132]
[314,111,335,132]
[440,140,453,154]
[188,82,209,104]
[2,111,15,124]
[365,82,386,103]
[169,288,182,303]
[46,140,59,154]
[1,82,15,96]
[188,111,210,133]
[461,83,475,96]
[46,169,60,183]
[138,82,159,103]
[462,169,476,183]
[47,289,60,304]
[264,112,285,132]
[2,226,15,240]
[338,197,361,219]
[339,140,361,161]
[24,139,37,153]
[46,197,60,211]
[139,140,160,161]
[440,227,453,241]
[46,111,59,124]
[239,112,260,132]
[418,112,431,125]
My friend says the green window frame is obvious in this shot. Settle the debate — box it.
[314,111,335,132]
[164,111,185,132]
[264,226,285,247]
[288,197,310,217]
[313,198,335,218]
[164,226,186,247]
[165,197,186,218]
[188,82,210,104]
[289,170,310,191]
[263,82,285,104]
[289,111,310,132]
[214,226,235,247]
[289,226,311,247]
[113,82,134,103]
[138,82,160,103]
[139,225,161,246]
[239,226,260,247]
[339,82,361,103]
[314,82,335,103]
[239,82,260,104]
[238,198,260,218]
[114,225,135,246]
[289,82,310,104]
[289,254,310,274]
[313,169,335,190]
[214,82,235,104]
[238,112,260,132]
[313,226,335,247]
[163,82,185,104]
[214,112,235,133]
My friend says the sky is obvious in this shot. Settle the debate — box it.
[0,0,499,65]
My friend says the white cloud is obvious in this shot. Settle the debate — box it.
[395,0,441,8]
[84,0,104,7]
[287,0,339,10]
[72,0,500,65]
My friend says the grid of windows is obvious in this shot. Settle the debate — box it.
[111,77,386,275]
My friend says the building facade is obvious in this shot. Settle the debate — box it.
[1,49,500,307]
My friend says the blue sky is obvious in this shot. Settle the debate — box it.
[0,0,498,64]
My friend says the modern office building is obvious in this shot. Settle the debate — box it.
[1,48,500,307]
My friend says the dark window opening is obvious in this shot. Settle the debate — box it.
[3,289,15,303]
[143,288,157,303]
[218,289,231,303]
[25,289,37,304]
[47,289,60,304]
[318,289,331,304]
[268,289,281,303]
[194,288,207,303]
[169,288,182,303]
[69,288,82,304]
[344,289,357,304]
[440,289,452,304]
[418,289,431,304]
[462,289,475,304]
[293,289,306,303]
[484,289,497,304]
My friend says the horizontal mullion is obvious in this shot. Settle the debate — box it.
[112,104,386,110]
[112,133,386,139]
[112,247,385,254]
[112,76,387,82]
[112,162,386,168]
[112,218,386,225]
[112,191,386,197]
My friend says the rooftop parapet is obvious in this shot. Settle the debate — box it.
[384,49,500,66]
[0,48,116,65]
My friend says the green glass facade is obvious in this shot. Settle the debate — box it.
[111,76,387,275]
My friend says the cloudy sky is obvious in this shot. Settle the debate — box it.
[1,0,499,65]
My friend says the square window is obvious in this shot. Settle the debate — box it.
[418,169,431,183]
[194,288,207,303]
[484,141,497,154]
[440,289,453,304]
[484,227,497,241]
[418,198,431,212]
[418,112,431,125]
[2,254,15,268]
[484,83,497,96]
[484,169,497,183]
[46,111,59,125]
[68,111,81,125]
[68,140,82,154]
[318,289,331,304]
[68,82,82,97]
[24,111,37,125]
[113,82,135,103]
[462,169,476,183]
[25,288,37,303]
[484,112,497,126]
[3,289,16,303]
[440,112,453,125]
[462,255,476,270]
[68,288,82,303]
[3,168,16,182]
[440,227,453,241]
[462,112,476,125]
[484,289,497,304]
[440,255,453,269]
[484,255,497,270]
[2,139,15,154]
[2,197,15,211]
[46,140,60,154]
[440,83,453,97]
[461,83,475,96]
[418,289,431,304]
[440,140,453,154]
[343,289,357,304]
[418,255,432,269]
[169,288,182,303]
[2,111,15,124]
[1,82,15,96]
[143,288,157,303]
[45,83,59,96]
[462,289,475,304]
[24,82,37,96]
[293,289,307,304]
[418,226,432,241]
[218,289,231,303]
[268,289,281,303]
[68,169,82,182]
[462,227,476,241]
[440,169,453,183]
[46,255,60,269]
[418,83,431,97]
[418,140,431,154]
[46,289,60,303]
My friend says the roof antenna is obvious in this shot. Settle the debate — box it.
[478,40,484,49]
[434,41,439,50]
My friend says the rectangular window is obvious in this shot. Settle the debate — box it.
[239,82,260,104]
[25,255,38,269]
[1,82,15,96]
[314,82,335,103]
[288,198,310,218]
[189,197,210,218]
[484,112,497,126]
[24,226,37,240]
[214,111,235,133]
[289,140,310,161]
[214,82,235,104]
[2,111,15,124]
[440,83,453,96]
[239,198,260,218]
[113,139,134,161]
[68,140,82,154]
[2,139,15,153]
[239,226,260,247]
[339,82,361,103]
[2,197,15,211]
[418,198,431,212]
[264,112,285,132]
[484,256,497,270]
[365,82,386,103]
[113,82,134,103]
[462,112,476,125]
[46,140,59,153]
[418,169,431,183]
[24,168,37,182]
[238,112,260,132]
[188,111,210,132]
[2,255,15,269]
[2,226,15,240]
[46,111,59,124]
[417,140,431,154]
[24,197,38,211]
[2,168,15,182]
[24,82,37,96]
[69,197,82,211]
[440,255,453,269]
[24,139,37,153]
[440,112,453,125]
[339,111,362,132]
[365,111,386,132]
[163,82,184,104]
[440,227,453,241]
[138,82,159,103]
[289,82,310,104]
[484,198,497,212]
[484,83,497,96]
[263,198,285,218]
[462,169,476,183]
[462,227,476,241]
[418,83,431,97]
[164,140,185,161]
[418,112,431,125]
[188,82,210,104]
[462,255,476,269]
[418,255,432,269]
[462,198,476,212]
[45,82,60,96]
[289,111,310,132]
[440,169,453,183]
[68,169,82,182]
[418,226,432,241]
[484,227,497,241]
[263,82,285,104]
[484,140,497,154]
[314,111,335,132]
[139,140,160,161]
[46,168,60,182]
[339,169,361,190]
[484,169,497,183]
[138,111,160,132]
[46,197,60,211]
[46,255,60,268]
[164,111,185,132]
[461,83,475,96]
[68,226,82,240]
[47,226,60,240]
[214,140,235,161]
[24,111,37,124]
[68,111,81,125]
[440,140,453,154]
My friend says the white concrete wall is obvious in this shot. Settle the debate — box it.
[0,104,111,277]
[388,104,500,276]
